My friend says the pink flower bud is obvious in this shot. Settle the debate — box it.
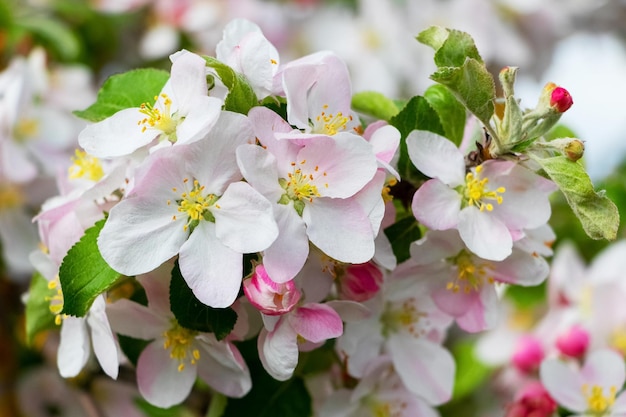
[555,325,589,358]
[549,86,573,113]
[506,382,557,417]
[512,336,544,374]
[243,264,301,315]
[338,262,383,302]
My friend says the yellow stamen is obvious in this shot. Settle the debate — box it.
[162,321,200,372]
[68,149,104,181]
[464,165,506,212]
[582,384,616,415]
[138,93,177,138]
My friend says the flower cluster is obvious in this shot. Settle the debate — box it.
[16,14,622,417]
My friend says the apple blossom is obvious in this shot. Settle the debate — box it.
[98,111,279,308]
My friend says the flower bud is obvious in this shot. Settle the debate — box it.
[511,335,544,374]
[243,264,301,315]
[506,382,557,417]
[499,66,518,98]
[555,325,589,358]
[543,138,585,162]
[338,262,383,302]
[550,86,573,113]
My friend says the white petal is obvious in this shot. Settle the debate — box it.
[195,337,251,398]
[458,207,512,261]
[87,296,119,379]
[411,179,461,230]
[258,323,299,381]
[406,130,465,186]
[540,358,586,412]
[57,317,90,378]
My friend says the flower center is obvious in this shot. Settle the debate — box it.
[583,384,616,416]
[169,178,219,232]
[0,184,23,210]
[464,165,505,212]
[314,104,352,136]
[162,321,200,372]
[138,93,178,140]
[380,297,428,338]
[68,149,104,182]
[364,395,407,417]
[278,160,327,215]
[447,250,494,294]
[14,118,39,142]
[45,278,67,326]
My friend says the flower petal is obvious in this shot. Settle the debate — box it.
[290,303,343,343]
[137,341,197,408]
[258,323,299,381]
[411,179,461,230]
[458,206,512,261]
[57,317,90,378]
[540,358,586,412]
[406,130,465,186]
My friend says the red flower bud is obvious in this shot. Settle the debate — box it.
[550,86,573,113]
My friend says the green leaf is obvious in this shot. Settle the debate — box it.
[430,58,495,128]
[59,218,121,317]
[423,84,466,146]
[532,155,620,240]
[504,281,547,309]
[16,16,81,61]
[25,272,57,345]
[351,91,401,122]
[383,216,422,264]
[390,95,445,185]
[169,262,238,340]
[417,26,483,67]
[74,68,170,122]
[224,339,312,417]
[203,56,258,115]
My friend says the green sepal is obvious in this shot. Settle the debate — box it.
[389,95,446,185]
[351,91,401,122]
[430,58,496,129]
[59,218,122,317]
[169,262,238,340]
[383,216,422,264]
[532,155,620,240]
[423,84,466,146]
[203,56,258,115]
[25,272,57,345]
[74,68,170,122]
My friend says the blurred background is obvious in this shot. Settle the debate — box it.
[1,0,626,415]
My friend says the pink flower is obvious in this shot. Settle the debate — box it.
[505,382,557,417]
[337,261,384,302]
[556,325,591,358]
[540,349,626,416]
[512,336,545,374]
[407,130,556,261]
[106,266,251,408]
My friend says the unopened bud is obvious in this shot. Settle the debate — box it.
[555,325,589,358]
[545,138,585,161]
[511,335,544,374]
[499,66,518,98]
[243,264,301,315]
[550,86,573,113]
[338,262,383,302]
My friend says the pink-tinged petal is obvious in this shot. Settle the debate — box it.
[491,248,549,286]
[179,221,242,308]
[612,392,626,413]
[247,106,300,164]
[236,144,284,202]
[304,198,375,264]
[290,303,343,343]
[137,341,197,408]
[458,207,512,261]
[456,286,499,333]
[174,96,222,145]
[78,108,158,158]
[87,296,119,379]
[57,317,89,378]
[324,300,370,323]
[168,50,208,116]
[548,242,586,306]
[258,323,299,381]
[354,171,386,236]
[387,334,455,405]
[137,264,174,317]
[212,182,278,253]
[296,133,377,199]
[195,336,252,398]
[580,349,626,389]
[367,124,400,165]
[282,60,325,130]
[540,358,586,412]
[318,390,359,417]
[411,179,461,230]
[406,130,465,186]
[588,240,626,285]
[106,299,169,340]
[98,197,185,276]
[262,204,309,283]
[410,229,465,265]
[243,264,301,315]
[186,111,254,194]
[432,283,477,318]
[340,320,385,378]
[374,232,397,271]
